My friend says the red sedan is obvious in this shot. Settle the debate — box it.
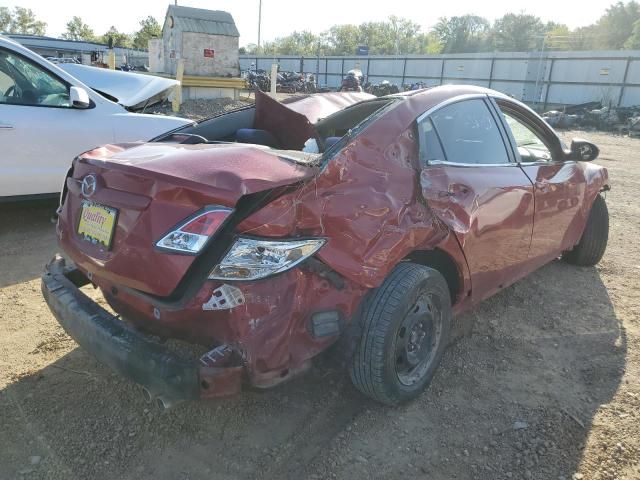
[43,86,609,407]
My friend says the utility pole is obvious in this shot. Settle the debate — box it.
[257,0,262,53]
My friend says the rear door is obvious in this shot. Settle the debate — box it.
[493,99,588,265]
[418,96,535,302]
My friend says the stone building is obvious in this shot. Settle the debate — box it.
[158,5,240,77]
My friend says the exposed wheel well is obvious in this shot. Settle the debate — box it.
[402,249,461,304]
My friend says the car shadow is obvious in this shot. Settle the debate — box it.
[0,262,625,480]
[0,199,58,288]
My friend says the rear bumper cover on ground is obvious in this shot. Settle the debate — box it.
[41,256,242,405]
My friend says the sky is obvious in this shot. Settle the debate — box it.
[0,0,616,46]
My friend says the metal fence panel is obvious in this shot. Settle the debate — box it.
[492,59,530,81]
[276,58,301,71]
[550,58,628,84]
[621,86,640,105]
[442,59,492,80]
[368,58,405,77]
[404,58,443,79]
[546,84,623,106]
[240,50,640,107]
[488,81,525,98]
[626,59,640,81]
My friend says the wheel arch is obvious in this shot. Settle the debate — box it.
[402,248,464,306]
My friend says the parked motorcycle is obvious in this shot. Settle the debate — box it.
[339,69,364,92]
[244,69,271,92]
[277,71,304,93]
[365,80,400,97]
[404,81,428,91]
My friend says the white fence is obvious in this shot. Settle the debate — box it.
[240,50,640,108]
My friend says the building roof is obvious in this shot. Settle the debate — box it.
[165,5,239,37]
[4,34,148,54]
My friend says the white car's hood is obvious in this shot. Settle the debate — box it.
[59,64,179,110]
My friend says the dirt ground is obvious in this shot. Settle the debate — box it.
[1,130,639,480]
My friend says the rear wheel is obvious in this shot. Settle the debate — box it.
[349,263,451,405]
[563,194,609,266]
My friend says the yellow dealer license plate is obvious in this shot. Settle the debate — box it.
[77,201,117,249]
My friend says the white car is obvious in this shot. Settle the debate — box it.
[0,35,192,200]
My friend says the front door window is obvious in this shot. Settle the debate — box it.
[0,49,71,107]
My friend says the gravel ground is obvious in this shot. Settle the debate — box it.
[149,98,251,121]
[0,130,639,480]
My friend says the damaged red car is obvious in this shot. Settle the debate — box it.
[43,86,610,407]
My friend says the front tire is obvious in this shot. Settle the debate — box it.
[349,263,451,405]
[563,194,609,266]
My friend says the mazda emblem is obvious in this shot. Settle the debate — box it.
[81,174,97,197]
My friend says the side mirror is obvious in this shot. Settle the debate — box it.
[69,86,90,109]
[569,138,599,162]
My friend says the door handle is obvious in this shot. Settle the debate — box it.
[0,123,14,130]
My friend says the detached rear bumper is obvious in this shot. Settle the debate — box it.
[41,256,242,406]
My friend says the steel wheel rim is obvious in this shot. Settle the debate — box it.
[394,292,443,386]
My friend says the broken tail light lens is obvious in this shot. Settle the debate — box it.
[156,207,232,254]
[208,237,325,281]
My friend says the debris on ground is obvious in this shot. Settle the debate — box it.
[542,101,640,135]
[149,98,251,121]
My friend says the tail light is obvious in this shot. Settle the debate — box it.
[155,207,232,254]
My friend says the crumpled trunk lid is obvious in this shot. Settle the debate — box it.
[58,142,314,297]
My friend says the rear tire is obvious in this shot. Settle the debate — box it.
[349,263,451,405]
[563,194,609,266]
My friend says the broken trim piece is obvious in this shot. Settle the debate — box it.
[202,284,245,310]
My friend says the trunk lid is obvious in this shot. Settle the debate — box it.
[59,142,314,297]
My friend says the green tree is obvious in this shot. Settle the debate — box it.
[0,7,11,32]
[240,43,258,54]
[625,18,640,47]
[433,15,490,53]
[570,25,599,50]
[544,24,572,50]
[491,13,548,51]
[133,16,161,50]
[263,30,319,55]
[325,24,359,55]
[100,26,132,48]
[1,6,46,35]
[325,17,435,55]
[422,33,443,54]
[61,16,96,41]
[595,1,640,48]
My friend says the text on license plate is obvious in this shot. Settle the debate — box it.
[77,201,117,249]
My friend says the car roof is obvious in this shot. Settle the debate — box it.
[0,35,21,47]
[398,84,510,102]
[333,84,539,146]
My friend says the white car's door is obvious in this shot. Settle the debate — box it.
[0,46,114,198]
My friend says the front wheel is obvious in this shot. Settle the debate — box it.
[349,263,451,405]
[563,194,609,266]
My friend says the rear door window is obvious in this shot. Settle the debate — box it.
[417,117,446,165]
[426,98,510,165]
